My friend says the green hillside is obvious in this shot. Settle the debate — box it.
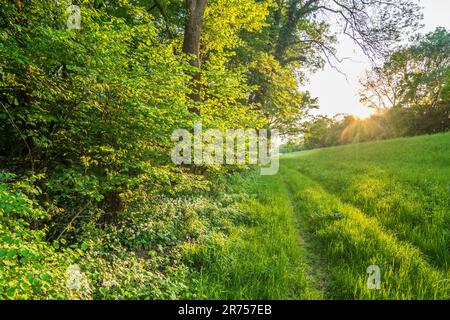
[195,133,450,299]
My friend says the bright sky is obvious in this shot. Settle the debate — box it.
[307,0,450,118]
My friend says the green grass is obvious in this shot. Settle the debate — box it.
[192,133,450,300]
[187,173,323,299]
[281,167,447,299]
[282,133,450,270]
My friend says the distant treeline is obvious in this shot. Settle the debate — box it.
[282,28,450,152]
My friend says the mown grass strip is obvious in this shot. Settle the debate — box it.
[282,133,450,270]
[186,173,322,300]
[281,167,449,300]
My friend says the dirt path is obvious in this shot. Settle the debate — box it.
[280,168,330,299]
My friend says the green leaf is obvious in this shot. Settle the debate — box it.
[39,273,51,282]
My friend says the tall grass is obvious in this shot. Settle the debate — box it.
[281,167,448,299]
[186,173,322,299]
[188,133,449,299]
[283,133,450,270]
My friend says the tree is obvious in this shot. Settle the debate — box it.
[183,0,208,109]
[246,53,318,137]
[232,0,422,138]
[360,27,450,135]
[359,51,408,111]
[271,0,422,68]
[401,28,450,108]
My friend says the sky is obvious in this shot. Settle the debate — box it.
[307,0,450,119]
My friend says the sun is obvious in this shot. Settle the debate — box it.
[351,105,375,119]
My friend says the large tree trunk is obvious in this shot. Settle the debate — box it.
[183,0,207,113]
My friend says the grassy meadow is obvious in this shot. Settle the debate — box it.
[191,133,450,299]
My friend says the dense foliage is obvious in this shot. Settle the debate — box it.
[0,0,266,299]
